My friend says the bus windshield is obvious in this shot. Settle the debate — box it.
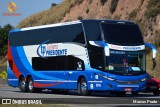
[100,23,144,46]
[107,51,146,75]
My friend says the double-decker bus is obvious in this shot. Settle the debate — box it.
[7,19,157,96]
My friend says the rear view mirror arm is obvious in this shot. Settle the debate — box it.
[145,43,157,70]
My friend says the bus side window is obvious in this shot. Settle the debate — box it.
[89,46,104,71]
[67,55,85,71]
[32,56,85,71]
[57,56,66,70]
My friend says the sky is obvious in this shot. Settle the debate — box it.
[0,0,63,27]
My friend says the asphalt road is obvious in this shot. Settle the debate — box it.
[0,85,160,107]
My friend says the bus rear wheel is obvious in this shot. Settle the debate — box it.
[27,77,34,93]
[19,77,27,92]
[27,77,42,93]
[78,78,90,96]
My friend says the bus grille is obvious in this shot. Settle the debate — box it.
[115,80,141,85]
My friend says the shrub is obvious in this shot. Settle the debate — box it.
[103,16,112,19]
[147,0,160,9]
[145,7,160,19]
[77,16,83,20]
[154,34,160,48]
[129,9,138,20]
[76,0,84,5]
[85,7,89,14]
[51,3,57,8]
[145,0,160,19]
[89,0,93,4]
[100,0,107,5]
[113,15,120,20]
[135,19,145,36]
[110,0,119,14]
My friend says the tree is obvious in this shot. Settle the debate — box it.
[0,24,13,56]
[51,3,57,8]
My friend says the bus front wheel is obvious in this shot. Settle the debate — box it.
[153,90,159,96]
[132,91,139,95]
[115,91,126,97]
[78,78,90,96]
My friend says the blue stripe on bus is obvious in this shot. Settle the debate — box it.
[94,41,108,47]
[9,29,21,34]
[145,43,157,51]
[10,46,65,80]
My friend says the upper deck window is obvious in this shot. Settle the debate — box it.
[9,23,85,46]
[100,23,144,46]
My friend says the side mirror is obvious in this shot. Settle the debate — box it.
[145,43,157,70]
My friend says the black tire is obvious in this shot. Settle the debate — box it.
[19,77,27,92]
[52,89,60,94]
[153,91,159,96]
[27,77,34,93]
[115,91,126,97]
[52,89,68,94]
[132,91,139,95]
[27,77,42,93]
[78,78,90,96]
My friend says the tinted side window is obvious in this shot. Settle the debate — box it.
[67,55,85,70]
[82,20,101,41]
[88,45,104,71]
[9,23,85,46]
[32,56,85,71]
[101,23,144,45]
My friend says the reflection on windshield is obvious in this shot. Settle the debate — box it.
[107,51,145,74]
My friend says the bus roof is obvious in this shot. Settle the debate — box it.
[10,19,135,33]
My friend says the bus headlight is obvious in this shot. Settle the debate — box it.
[103,76,115,81]
[107,77,115,81]
[140,78,147,82]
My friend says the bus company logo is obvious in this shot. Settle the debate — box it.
[37,40,67,58]
[3,2,21,16]
[8,2,16,13]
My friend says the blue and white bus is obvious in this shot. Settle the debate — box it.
[8,19,157,96]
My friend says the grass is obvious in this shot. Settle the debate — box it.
[110,0,119,14]
[145,0,160,19]
[129,9,138,20]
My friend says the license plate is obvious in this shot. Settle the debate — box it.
[125,88,131,92]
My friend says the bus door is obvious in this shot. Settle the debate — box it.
[65,55,85,89]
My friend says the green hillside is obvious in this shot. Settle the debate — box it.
[16,0,79,28]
